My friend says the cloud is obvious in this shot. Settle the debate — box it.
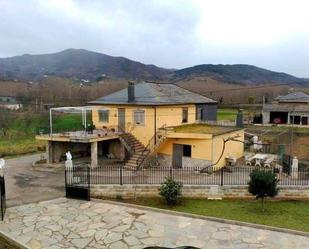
[0,0,308,76]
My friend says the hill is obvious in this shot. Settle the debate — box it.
[172,64,302,85]
[0,49,304,85]
[0,49,171,82]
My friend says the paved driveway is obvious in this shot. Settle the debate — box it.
[0,198,308,249]
[4,154,64,207]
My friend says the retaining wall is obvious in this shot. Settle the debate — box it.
[91,184,309,200]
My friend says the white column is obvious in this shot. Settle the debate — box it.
[91,141,98,168]
[291,156,298,179]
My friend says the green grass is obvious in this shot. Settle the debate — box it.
[217,108,238,121]
[217,108,250,121]
[52,114,84,133]
[0,137,45,157]
[0,113,85,156]
[173,124,239,135]
[124,198,309,232]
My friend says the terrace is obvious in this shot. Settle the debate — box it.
[36,106,122,143]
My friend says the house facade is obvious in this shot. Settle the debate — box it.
[262,92,309,125]
[37,82,244,169]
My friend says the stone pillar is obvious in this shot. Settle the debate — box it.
[47,141,53,164]
[65,159,73,184]
[91,141,98,168]
[262,111,270,124]
[291,156,298,179]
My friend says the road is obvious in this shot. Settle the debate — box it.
[4,153,64,207]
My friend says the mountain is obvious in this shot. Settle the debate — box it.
[0,49,304,85]
[0,49,171,82]
[171,64,303,85]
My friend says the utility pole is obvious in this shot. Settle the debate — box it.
[289,105,295,164]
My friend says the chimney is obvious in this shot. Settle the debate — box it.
[236,109,244,128]
[128,81,135,102]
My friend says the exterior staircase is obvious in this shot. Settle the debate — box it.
[120,126,167,170]
[119,133,149,169]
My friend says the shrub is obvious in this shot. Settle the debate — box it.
[159,177,183,205]
[248,169,279,211]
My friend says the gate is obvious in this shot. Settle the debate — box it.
[65,166,90,201]
[0,176,6,220]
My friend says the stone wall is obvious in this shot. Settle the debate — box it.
[91,184,309,200]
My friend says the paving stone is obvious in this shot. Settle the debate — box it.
[45,224,62,232]
[28,239,42,249]
[0,198,308,249]
[124,235,140,246]
[71,238,92,248]
[88,222,106,230]
[94,229,108,241]
[111,224,130,232]
[80,229,96,238]
[40,237,58,247]
[104,232,122,244]
[109,240,129,249]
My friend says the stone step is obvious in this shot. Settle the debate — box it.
[125,162,138,167]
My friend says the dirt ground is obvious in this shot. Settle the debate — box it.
[4,153,64,207]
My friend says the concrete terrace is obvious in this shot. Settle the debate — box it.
[36,129,121,143]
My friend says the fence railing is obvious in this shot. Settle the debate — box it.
[197,120,236,127]
[66,166,309,186]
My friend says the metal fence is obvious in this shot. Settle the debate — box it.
[66,166,309,186]
[0,176,6,220]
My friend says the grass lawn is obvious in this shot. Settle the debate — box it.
[217,108,238,121]
[173,123,239,135]
[0,113,85,156]
[124,198,309,232]
[217,108,250,121]
[0,137,45,157]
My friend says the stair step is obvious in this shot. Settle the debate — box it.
[125,163,138,167]
[123,165,137,170]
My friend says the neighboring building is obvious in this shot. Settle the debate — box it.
[37,82,244,169]
[262,92,309,125]
[0,96,23,110]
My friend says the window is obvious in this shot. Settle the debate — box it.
[183,144,191,157]
[196,107,203,121]
[98,110,109,123]
[134,110,145,125]
[182,107,188,123]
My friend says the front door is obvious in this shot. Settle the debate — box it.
[172,144,183,168]
[118,108,126,131]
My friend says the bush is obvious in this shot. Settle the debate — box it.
[159,177,183,205]
[248,169,279,211]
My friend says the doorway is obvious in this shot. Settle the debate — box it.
[302,116,308,125]
[118,108,126,131]
[172,144,183,168]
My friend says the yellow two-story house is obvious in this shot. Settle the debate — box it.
[89,81,244,169]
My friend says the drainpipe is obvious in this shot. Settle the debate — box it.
[49,109,53,136]
[154,106,157,144]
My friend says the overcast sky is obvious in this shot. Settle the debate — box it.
[1,0,309,77]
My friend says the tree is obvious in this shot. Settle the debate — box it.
[0,108,15,137]
[248,169,279,211]
[247,96,255,104]
[159,177,183,205]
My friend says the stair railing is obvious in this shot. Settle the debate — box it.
[136,124,167,170]
[118,126,135,157]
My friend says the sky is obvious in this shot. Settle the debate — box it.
[0,0,309,77]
